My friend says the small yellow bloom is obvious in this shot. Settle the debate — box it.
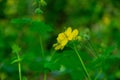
[102,16,110,26]
[53,27,79,50]
[53,43,64,50]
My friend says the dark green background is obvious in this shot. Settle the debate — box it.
[0,0,120,80]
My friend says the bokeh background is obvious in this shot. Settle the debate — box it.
[0,0,120,80]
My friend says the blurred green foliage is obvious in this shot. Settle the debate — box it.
[0,0,120,80]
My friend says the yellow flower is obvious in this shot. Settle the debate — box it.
[102,15,110,26]
[53,27,79,50]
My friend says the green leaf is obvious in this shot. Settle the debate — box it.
[11,58,22,64]
[11,18,32,24]
[44,60,60,72]
[115,70,120,79]
[35,8,43,14]
[12,44,21,54]
[40,0,47,6]
[30,20,53,38]
[50,50,86,80]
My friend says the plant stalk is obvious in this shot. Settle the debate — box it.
[43,72,47,80]
[40,37,47,80]
[74,46,91,80]
[17,53,22,80]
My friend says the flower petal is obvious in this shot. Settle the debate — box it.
[64,27,72,38]
[69,29,78,40]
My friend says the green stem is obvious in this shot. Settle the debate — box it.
[39,37,47,80]
[43,72,47,80]
[18,62,22,80]
[74,46,91,80]
[94,69,102,80]
[84,45,97,59]
[87,40,98,58]
[17,53,22,80]
[40,37,44,58]
[50,50,56,60]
